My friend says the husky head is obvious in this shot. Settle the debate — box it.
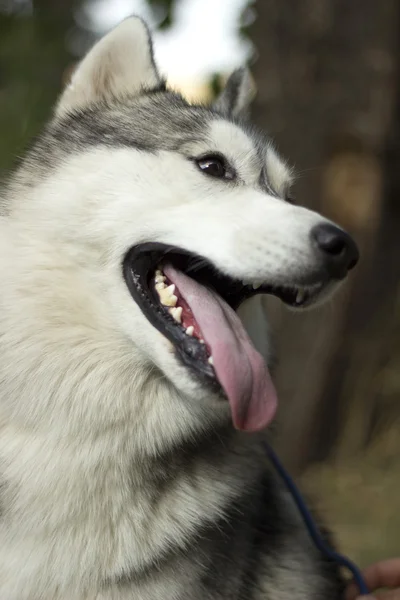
[0,18,358,449]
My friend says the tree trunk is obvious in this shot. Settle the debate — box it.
[250,0,399,470]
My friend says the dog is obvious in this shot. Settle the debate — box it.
[0,16,358,599]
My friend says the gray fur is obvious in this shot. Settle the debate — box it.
[7,91,270,204]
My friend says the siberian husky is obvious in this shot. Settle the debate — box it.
[0,16,358,599]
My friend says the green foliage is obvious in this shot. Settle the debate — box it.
[147,0,175,30]
[209,73,223,101]
[0,2,74,178]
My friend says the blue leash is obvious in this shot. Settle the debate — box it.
[264,442,369,596]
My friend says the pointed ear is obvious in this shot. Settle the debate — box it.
[56,17,161,116]
[213,68,255,119]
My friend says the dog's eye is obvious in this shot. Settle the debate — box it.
[196,155,233,180]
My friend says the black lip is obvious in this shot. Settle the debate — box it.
[123,243,217,385]
[122,242,326,381]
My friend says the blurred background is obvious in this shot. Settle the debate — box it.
[1,0,399,568]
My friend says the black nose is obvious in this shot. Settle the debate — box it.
[311,223,359,279]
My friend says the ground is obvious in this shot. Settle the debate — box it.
[302,426,400,569]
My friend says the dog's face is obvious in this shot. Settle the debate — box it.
[0,18,358,443]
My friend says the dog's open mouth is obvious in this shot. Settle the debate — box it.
[123,243,323,432]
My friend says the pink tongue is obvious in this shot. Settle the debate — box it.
[164,266,277,432]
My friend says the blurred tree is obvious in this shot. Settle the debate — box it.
[0,0,77,176]
[250,0,400,470]
[147,0,174,29]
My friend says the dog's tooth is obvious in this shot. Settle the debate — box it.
[200,339,205,344]
[186,326,194,336]
[159,284,177,306]
[155,282,166,291]
[252,283,261,290]
[208,356,214,365]
[161,293,177,307]
[169,306,182,323]
[155,274,166,283]
[296,288,306,304]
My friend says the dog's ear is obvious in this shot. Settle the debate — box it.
[56,17,161,116]
[213,68,255,119]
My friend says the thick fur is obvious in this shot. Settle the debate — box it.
[0,17,344,599]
